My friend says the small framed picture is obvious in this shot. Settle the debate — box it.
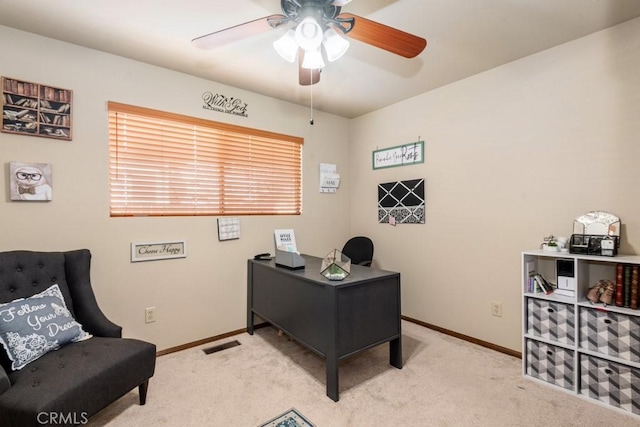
[217,217,240,241]
[10,161,52,201]
[131,240,187,262]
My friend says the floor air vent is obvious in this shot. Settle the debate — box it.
[202,340,241,355]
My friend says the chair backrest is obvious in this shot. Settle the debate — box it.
[0,249,121,339]
[342,236,374,267]
[0,250,76,311]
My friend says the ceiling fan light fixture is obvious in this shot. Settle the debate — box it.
[301,48,325,70]
[273,29,298,62]
[295,16,323,51]
[323,28,349,62]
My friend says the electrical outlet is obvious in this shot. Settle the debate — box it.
[491,301,503,317]
[145,307,156,323]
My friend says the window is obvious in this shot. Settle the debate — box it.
[108,102,303,217]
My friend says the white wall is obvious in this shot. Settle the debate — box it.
[3,16,639,355]
[349,17,640,351]
[0,26,352,351]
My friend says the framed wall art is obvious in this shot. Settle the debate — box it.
[9,161,52,201]
[131,240,187,262]
[217,217,240,241]
[373,140,423,170]
[2,77,72,140]
[378,178,425,224]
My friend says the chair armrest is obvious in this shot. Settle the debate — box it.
[64,250,123,338]
[0,365,10,395]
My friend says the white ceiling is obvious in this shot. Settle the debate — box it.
[1,0,640,118]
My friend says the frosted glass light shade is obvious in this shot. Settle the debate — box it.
[323,28,349,62]
[273,29,298,62]
[295,17,323,51]
[301,48,325,69]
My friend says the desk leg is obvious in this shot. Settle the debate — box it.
[390,336,403,369]
[247,260,254,335]
[247,311,254,335]
[326,355,339,402]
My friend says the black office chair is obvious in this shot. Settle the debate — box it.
[342,236,374,267]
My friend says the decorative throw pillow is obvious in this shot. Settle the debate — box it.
[0,284,92,370]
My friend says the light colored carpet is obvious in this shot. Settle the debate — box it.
[87,320,637,426]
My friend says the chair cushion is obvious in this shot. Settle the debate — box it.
[0,251,80,374]
[0,337,156,426]
[0,284,91,370]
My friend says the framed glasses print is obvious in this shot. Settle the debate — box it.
[9,161,52,201]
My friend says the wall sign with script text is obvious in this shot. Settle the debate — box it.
[372,141,424,170]
[202,91,248,117]
[131,240,187,262]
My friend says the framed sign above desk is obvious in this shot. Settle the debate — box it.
[373,140,423,170]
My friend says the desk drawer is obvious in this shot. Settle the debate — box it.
[579,307,640,363]
[579,354,640,415]
[526,298,575,345]
[526,339,574,391]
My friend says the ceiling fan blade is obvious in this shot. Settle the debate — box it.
[337,13,426,58]
[298,51,321,86]
[192,14,287,50]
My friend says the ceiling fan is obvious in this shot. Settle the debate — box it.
[192,0,427,86]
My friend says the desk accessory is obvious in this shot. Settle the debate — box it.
[274,229,305,269]
[320,249,351,281]
[569,211,620,257]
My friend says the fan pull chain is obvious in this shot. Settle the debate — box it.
[309,68,314,125]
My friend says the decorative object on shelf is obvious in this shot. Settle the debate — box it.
[2,76,72,140]
[378,178,425,224]
[557,236,569,252]
[320,249,351,281]
[556,259,576,297]
[614,263,639,309]
[569,211,621,257]
[541,235,559,252]
[540,235,569,252]
[586,279,616,306]
[9,161,52,201]
[529,273,554,295]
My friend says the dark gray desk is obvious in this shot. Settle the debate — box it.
[247,254,402,402]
